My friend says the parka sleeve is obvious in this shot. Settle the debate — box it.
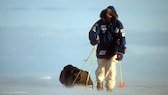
[117,20,126,53]
[89,23,100,45]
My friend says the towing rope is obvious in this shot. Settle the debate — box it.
[86,46,96,86]
[72,46,96,86]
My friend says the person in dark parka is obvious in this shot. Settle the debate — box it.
[89,6,126,91]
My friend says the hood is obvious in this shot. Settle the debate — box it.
[107,6,117,13]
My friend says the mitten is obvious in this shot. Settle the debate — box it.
[115,52,123,61]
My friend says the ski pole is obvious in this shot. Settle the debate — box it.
[118,61,125,88]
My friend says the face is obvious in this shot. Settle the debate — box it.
[106,8,113,23]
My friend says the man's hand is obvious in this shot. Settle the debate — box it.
[116,39,120,45]
[115,52,123,61]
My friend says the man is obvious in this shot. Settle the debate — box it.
[89,6,126,91]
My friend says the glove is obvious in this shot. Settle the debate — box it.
[115,52,123,61]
